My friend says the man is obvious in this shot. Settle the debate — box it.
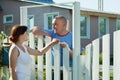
[31,15,73,79]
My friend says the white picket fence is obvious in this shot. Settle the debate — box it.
[2,30,120,80]
[29,33,73,80]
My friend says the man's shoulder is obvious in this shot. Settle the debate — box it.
[68,31,72,36]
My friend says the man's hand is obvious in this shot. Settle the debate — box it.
[60,42,73,56]
[60,42,68,48]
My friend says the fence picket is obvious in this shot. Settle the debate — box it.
[54,43,60,80]
[113,30,120,80]
[38,36,44,80]
[92,39,99,80]
[29,33,36,80]
[45,37,52,80]
[85,43,92,80]
[63,46,70,80]
[102,34,110,80]
[79,55,86,80]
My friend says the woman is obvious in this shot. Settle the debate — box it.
[9,25,59,80]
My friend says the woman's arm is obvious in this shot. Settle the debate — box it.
[9,47,19,80]
[30,26,50,36]
[27,38,59,56]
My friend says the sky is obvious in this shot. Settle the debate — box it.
[53,0,120,14]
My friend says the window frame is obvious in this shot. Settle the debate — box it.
[80,15,90,39]
[116,19,120,30]
[27,15,34,31]
[3,14,13,24]
[44,12,59,29]
[98,17,109,38]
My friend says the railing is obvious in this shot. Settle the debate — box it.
[2,30,120,80]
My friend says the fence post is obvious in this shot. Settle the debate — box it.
[72,1,81,80]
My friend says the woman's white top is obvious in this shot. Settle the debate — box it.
[9,44,33,80]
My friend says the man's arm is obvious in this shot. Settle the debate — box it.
[30,26,50,36]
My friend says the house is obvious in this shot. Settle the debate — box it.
[0,0,50,35]
[0,0,120,55]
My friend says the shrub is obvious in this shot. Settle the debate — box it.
[99,53,113,65]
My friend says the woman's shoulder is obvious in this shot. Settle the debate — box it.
[9,45,19,61]
[9,44,19,55]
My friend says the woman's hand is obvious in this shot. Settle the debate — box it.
[51,38,59,45]
[30,27,50,36]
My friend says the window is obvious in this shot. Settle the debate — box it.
[116,19,120,30]
[44,12,59,29]
[80,16,90,38]
[3,15,13,24]
[98,17,109,37]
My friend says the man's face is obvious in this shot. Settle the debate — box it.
[52,19,65,33]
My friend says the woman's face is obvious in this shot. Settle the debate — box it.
[23,32,28,41]
[19,31,28,42]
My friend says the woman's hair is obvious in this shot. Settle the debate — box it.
[9,24,27,43]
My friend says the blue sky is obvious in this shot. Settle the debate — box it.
[53,0,120,14]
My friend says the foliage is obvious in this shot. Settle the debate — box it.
[81,49,86,55]
[0,46,4,66]
[0,34,3,45]
[0,34,2,40]
[99,53,113,65]
[99,71,113,80]
[99,53,102,64]
[0,32,9,45]
[34,36,45,49]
